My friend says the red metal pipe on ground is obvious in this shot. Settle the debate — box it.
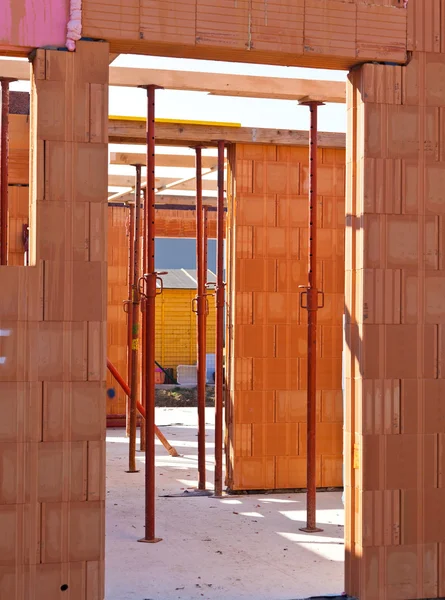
[0,79,11,265]
[106,359,179,457]
[299,100,324,533]
[127,165,143,473]
[195,146,207,490]
[125,204,135,437]
[140,84,162,543]
[214,140,225,496]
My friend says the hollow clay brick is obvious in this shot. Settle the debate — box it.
[252,358,299,391]
[321,455,343,488]
[237,193,277,227]
[233,391,275,424]
[43,382,105,442]
[228,142,344,493]
[252,423,299,457]
[275,324,306,358]
[0,266,43,322]
[276,260,306,294]
[0,382,43,443]
[298,422,343,457]
[253,291,300,325]
[275,390,321,423]
[253,225,299,259]
[0,504,41,566]
[232,456,275,491]
[235,258,276,292]
[253,161,299,195]
[277,196,312,229]
[276,456,321,489]
[43,261,106,322]
[235,324,275,358]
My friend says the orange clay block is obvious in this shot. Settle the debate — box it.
[227,143,345,492]
[0,42,108,600]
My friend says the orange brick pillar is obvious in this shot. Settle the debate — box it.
[345,54,445,598]
[0,42,108,598]
[226,143,344,491]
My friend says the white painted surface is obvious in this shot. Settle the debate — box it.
[106,408,344,600]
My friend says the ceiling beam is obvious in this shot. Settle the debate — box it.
[110,152,226,168]
[108,165,223,204]
[108,174,219,191]
[109,119,346,148]
[108,194,219,208]
[0,60,346,103]
[109,67,345,103]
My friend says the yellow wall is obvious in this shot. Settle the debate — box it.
[156,288,216,374]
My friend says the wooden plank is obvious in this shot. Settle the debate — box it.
[108,174,219,191]
[0,59,346,103]
[108,68,346,103]
[110,152,223,168]
[108,194,219,207]
[109,120,346,148]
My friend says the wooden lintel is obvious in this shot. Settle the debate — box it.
[109,120,346,149]
[110,152,225,168]
[0,59,346,103]
[108,174,218,191]
[108,193,219,207]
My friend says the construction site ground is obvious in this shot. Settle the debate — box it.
[106,408,344,600]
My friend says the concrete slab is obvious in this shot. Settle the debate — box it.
[106,408,344,600]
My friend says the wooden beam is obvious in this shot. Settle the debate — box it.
[108,173,219,191]
[109,120,346,148]
[0,60,346,103]
[109,67,345,103]
[0,59,29,80]
[108,194,219,208]
[109,53,120,64]
[110,152,224,168]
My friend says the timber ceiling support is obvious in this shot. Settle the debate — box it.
[0,59,346,102]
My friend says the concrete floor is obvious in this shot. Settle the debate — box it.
[106,408,344,600]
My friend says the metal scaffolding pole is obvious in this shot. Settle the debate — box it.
[140,188,147,453]
[124,203,135,437]
[194,146,207,490]
[139,84,162,543]
[214,140,225,497]
[127,164,143,474]
[299,99,324,534]
[0,79,13,265]
[203,206,209,279]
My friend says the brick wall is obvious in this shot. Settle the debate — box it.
[226,143,345,491]
[0,42,108,599]
[344,27,445,599]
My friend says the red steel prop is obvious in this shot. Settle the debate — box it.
[214,140,225,496]
[139,84,163,543]
[299,99,324,533]
[106,359,178,457]
[140,189,147,453]
[203,206,208,278]
[193,146,207,490]
[124,203,135,437]
[127,164,143,473]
